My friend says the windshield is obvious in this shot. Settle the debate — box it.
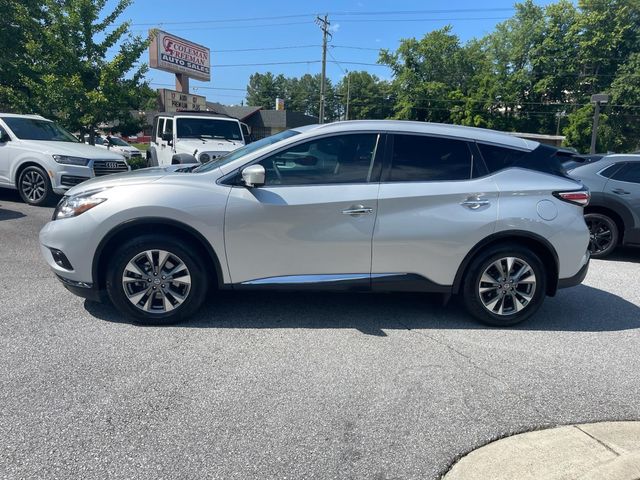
[193,129,301,173]
[108,137,129,146]
[176,118,243,141]
[2,117,78,142]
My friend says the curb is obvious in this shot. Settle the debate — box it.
[442,422,640,480]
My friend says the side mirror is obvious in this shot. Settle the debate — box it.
[0,129,10,143]
[241,164,265,187]
[161,132,173,143]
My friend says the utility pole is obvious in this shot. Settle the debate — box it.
[590,93,609,154]
[345,71,350,121]
[315,14,331,124]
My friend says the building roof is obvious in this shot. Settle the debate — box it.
[205,102,262,121]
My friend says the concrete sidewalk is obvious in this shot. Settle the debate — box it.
[443,422,640,480]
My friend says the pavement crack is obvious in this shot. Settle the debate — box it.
[396,320,549,420]
[574,425,622,456]
[396,320,503,383]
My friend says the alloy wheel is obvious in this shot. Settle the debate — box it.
[585,217,613,255]
[478,256,537,316]
[21,170,46,203]
[121,249,192,314]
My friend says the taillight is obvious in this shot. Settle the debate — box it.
[553,189,590,206]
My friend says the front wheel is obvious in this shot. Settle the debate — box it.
[585,213,618,258]
[18,165,56,206]
[106,235,208,325]
[462,245,547,326]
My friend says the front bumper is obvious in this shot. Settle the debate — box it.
[56,275,106,302]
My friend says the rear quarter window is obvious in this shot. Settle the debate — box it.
[478,143,568,177]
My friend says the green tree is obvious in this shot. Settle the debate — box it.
[246,72,288,109]
[0,0,46,111]
[246,72,339,120]
[0,0,153,141]
[336,71,393,120]
[379,26,481,122]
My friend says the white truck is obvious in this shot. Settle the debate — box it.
[147,112,247,167]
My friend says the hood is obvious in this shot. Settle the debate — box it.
[25,141,125,160]
[175,138,242,154]
[64,166,176,196]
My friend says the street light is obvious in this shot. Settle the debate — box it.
[590,93,609,154]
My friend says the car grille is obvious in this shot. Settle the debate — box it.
[92,160,128,176]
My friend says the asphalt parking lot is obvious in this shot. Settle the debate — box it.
[1,189,639,480]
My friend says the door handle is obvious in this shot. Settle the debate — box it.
[460,197,490,209]
[342,205,374,216]
[612,188,630,195]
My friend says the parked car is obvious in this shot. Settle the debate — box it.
[0,113,129,205]
[39,120,590,326]
[562,153,605,171]
[92,135,143,161]
[147,112,246,167]
[569,155,640,258]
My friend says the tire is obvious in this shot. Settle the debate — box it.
[17,165,56,206]
[462,244,547,327]
[585,213,618,259]
[106,235,208,325]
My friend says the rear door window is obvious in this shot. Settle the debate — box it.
[389,134,473,182]
[612,163,640,184]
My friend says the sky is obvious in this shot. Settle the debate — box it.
[110,0,559,106]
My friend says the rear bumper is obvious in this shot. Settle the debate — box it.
[558,256,590,289]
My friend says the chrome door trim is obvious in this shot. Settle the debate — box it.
[241,273,396,285]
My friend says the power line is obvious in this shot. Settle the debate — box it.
[132,20,313,33]
[333,16,510,23]
[209,60,321,67]
[211,45,319,53]
[131,8,514,26]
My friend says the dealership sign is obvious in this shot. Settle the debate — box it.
[158,89,207,112]
[149,30,211,81]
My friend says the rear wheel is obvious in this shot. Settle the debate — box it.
[106,235,208,325]
[18,165,55,206]
[585,213,618,258]
[462,244,546,326]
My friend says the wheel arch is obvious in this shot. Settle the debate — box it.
[14,160,49,188]
[93,218,224,291]
[452,230,560,297]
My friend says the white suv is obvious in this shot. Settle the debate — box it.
[0,114,129,205]
[147,112,245,167]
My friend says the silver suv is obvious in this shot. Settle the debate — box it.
[39,121,591,326]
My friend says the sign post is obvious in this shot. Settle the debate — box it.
[149,30,211,97]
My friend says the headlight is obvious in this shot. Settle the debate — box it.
[53,155,90,166]
[199,153,210,163]
[53,193,107,220]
